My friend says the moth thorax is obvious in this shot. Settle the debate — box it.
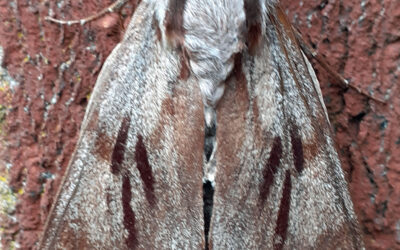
[183,0,246,107]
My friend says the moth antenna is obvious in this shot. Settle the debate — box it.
[294,28,386,104]
[45,0,130,25]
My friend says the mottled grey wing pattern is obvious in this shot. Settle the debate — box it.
[39,0,365,249]
[39,2,205,249]
[210,7,364,250]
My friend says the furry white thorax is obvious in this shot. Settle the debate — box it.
[183,0,246,108]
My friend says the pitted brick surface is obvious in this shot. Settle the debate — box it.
[282,1,400,249]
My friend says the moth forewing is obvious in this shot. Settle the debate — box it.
[40,2,205,249]
[39,0,364,249]
[209,5,364,250]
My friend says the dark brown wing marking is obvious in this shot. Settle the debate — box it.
[274,170,292,250]
[135,135,156,207]
[259,137,283,206]
[122,175,138,249]
[165,0,187,45]
[244,0,262,55]
[164,1,190,81]
[233,53,247,90]
[179,50,191,81]
[111,117,131,174]
[290,125,304,174]
[111,117,138,248]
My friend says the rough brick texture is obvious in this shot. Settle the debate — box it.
[0,0,399,249]
[281,1,400,249]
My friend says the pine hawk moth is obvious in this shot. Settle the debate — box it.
[39,0,365,249]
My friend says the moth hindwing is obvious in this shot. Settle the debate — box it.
[40,1,364,249]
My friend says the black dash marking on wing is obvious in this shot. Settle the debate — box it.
[111,117,138,247]
[111,117,131,175]
[290,126,304,173]
[259,136,283,205]
[274,170,292,250]
[135,135,156,206]
[122,175,138,249]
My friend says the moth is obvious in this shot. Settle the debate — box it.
[39,0,365,249]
